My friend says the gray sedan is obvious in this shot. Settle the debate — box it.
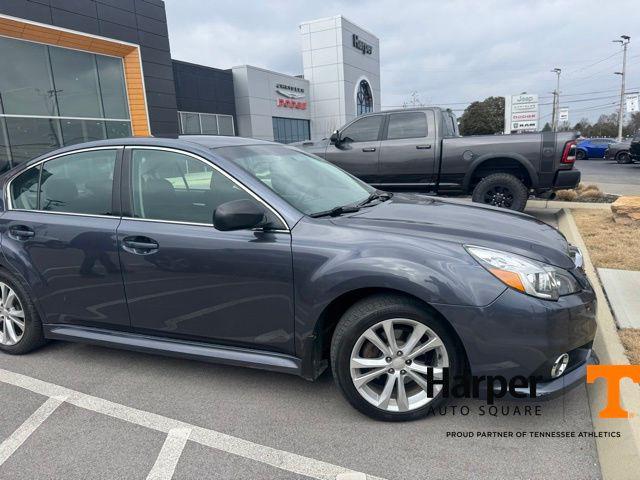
[0,135,596,421]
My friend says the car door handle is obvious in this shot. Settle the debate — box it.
[122,236,159,254]
[362,147,377,152]
[416,144,432,150]
[8,225,35,240]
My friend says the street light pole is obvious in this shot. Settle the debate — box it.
[613,35,630,141]
[551,68,561,131]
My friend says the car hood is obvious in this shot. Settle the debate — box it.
[330,193,574,269]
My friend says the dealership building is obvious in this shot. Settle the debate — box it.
[0,1,380,171]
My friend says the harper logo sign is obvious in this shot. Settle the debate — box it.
[352,34,373,55]
[275,83,307,109]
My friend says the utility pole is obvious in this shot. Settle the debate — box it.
[613,35,631,141]
[551,68,561,131]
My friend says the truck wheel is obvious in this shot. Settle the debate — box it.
[471,173,528,211]
[330,294,461,421]
[616,151,632,164]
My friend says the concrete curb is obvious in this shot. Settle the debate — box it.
[557,208,640,480]
[528,199,612,210]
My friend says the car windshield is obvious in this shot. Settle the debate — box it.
[215,144,374,216]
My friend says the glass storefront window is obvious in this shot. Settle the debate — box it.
[272,117,310,144]
[49,47,103,118]
[0,37,132,170]
[0,118,10,173]
[178,111,235,136]
[106,121,132,139]
[0,37,57,116]
[200,114,219,135]
[4,117,62,164]
[180,112,201,134]
[97,56,129,119]
[218,115,234,136]
[60,119,107,146]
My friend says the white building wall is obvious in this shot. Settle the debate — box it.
[300,15,380,140]
[232,65,310,140]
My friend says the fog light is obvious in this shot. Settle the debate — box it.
[551,353,569,378]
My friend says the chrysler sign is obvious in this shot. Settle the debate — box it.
[275,83,307,109]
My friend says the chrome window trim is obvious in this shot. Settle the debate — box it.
[125,146,290,231]
[120,215,289,234]
[5,145,123,211]
[6,209,118,220]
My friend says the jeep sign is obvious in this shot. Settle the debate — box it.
[504,94,539,133]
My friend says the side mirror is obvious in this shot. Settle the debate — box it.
[214,199,266,231]
[330,130,341,145]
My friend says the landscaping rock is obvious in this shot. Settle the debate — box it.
[611,196,640,224]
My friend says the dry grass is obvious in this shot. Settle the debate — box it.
[555,189,578,201]
[572,209,640,271]
[555,183,607,202]
[620,329,640,365]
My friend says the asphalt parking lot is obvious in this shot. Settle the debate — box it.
[0,210,601,480]
[576,157,640,196]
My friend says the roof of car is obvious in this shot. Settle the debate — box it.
[20,135,280,164]
[177,135,277,148]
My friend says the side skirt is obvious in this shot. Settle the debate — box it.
[44,325,302,376]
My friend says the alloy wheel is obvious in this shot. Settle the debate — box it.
[349,318,449,412]
[484,186,514,208]
[0,282,25,346]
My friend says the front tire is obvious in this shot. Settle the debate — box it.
[616,151,632,164]
[471,173,528,211]
[330,294,461,421]
[0,269,46,355]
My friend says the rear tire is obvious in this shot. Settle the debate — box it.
[0,269,46,355]
[471,173,528,211]
[616,151,632,164]
[576,149,587,161]
[330,294,461,421]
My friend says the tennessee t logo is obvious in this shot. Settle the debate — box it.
[587,365,640,418]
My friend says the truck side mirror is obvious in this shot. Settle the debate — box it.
[330,130,341,145]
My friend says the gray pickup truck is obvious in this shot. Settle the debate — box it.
[295,107,580,211]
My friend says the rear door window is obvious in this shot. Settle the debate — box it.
[386,112,427,140]
[40,150,117,215]
[11,149,118,215]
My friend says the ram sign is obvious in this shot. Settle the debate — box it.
[504,94,539,134]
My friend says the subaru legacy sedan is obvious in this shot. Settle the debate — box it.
[0,136,596,421]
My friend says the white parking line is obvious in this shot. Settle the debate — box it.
[146,427,192,480]
[0,368,385,480]
[0,395,65,466]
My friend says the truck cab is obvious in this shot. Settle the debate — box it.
[296,107,579,211]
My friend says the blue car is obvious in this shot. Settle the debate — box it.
[576,138,618,160]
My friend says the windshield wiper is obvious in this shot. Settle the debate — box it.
[309,204,362,218]
[310,191,393,218]
[358,190,393,207]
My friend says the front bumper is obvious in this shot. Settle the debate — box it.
[435,282,597,385]
[553,169,581,190]
[516,349,599,400]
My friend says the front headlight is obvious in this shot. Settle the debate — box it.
[465,245,581,301]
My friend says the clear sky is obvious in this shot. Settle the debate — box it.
[164,0,639,126]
